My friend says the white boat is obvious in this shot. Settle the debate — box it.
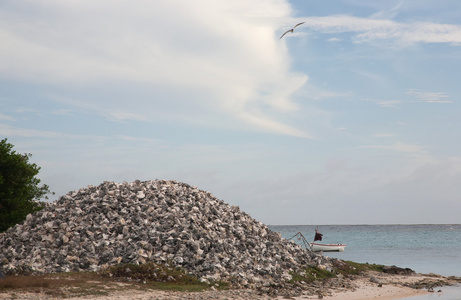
[289,231,347,252]
[308,242,347,252]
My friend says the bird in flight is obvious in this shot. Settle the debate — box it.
[279,22,305,39]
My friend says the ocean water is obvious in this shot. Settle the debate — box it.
[269,224,461,277]
[403,285,461,300]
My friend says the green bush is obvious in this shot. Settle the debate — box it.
[0,138,53,232]
[101,261,229,292]
[291,266,336,284]
[333,260,385,276]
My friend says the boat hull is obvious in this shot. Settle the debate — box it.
[308,242,346,252]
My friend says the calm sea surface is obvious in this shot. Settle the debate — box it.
[270,225,461,299]
[269,225,461,277]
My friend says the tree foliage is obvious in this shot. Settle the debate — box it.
[0,138,53,232]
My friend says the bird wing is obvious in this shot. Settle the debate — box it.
[279,30,291,39]
[293,22,305,29]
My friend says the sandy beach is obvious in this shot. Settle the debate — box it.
[1,271,458,300]
[287,272,452,300]
[317,274,428,300]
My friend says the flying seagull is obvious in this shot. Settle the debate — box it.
[279,22,305,39]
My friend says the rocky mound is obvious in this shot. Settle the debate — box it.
[0,180,332,286]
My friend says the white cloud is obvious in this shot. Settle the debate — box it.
[224,151,461,224]
[105,112,148,123]
[406,89,453,104]
[0,123,96,139]
[51,109,74,116]
[375,100,402,108]
[373,133,396,138]
[0,123,164,145]
[327,37,342,42]
[300,15,461,45]
[360,142,430,154]
[365,89,453,107]
[0,0,309,138]
[0,113,15,121]
[363,98,402,108]
[370,3,403,20]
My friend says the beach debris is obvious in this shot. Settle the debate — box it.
[382,265,415,275]
[0,179,335,288]
[288,231,312,251]
[370,276,386,285]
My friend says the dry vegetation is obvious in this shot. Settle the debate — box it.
[2,261,460,299]
[0,261,385,298]
[0,262,225,298]
[0,272,123,298]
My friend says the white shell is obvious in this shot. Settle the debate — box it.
[0,179,332,287]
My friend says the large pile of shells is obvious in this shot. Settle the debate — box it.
[0,180,333,286]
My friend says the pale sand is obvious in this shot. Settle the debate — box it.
[296,272,457,300]
[312,276,427,300]
[321,285,425,300]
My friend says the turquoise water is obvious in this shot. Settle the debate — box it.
[269,224,461,277]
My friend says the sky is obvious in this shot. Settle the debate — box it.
[1,0,461,225]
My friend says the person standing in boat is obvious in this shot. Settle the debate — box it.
[314,229,323,241]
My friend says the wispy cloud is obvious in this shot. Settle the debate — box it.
[365,89,453,107]
[327,37,342,42]
[373,133,397,138]
[0,123,163,145]
[0,0,310,138]
[301,15,461,45]
[370,3,403,20]
[116,135,160,143]
[0,113,15,121]
[0,123,96,139]
[51,109,74,116]
[105,112,148,123]
[406,89,454,104]
[360,142,429,154]
[366,99,402,108]
[15,107,42,114]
